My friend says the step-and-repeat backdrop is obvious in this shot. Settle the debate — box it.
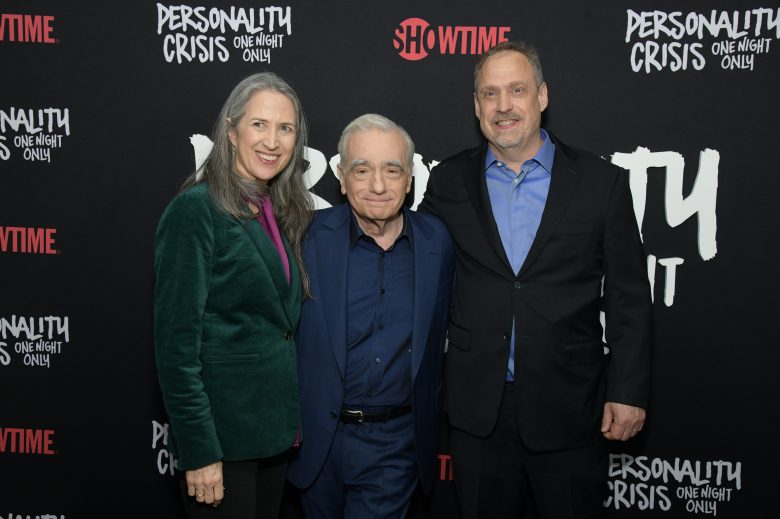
[2,1,778,517]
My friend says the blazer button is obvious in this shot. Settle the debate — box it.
[284,330,292,341]
[513,281,524,289]
[330,411,337,419]
[503,333,510,341]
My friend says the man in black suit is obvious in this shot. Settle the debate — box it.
[418,41,652,518]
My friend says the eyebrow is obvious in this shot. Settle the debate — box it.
[479,80,529,91]
[248,117,296,127]
[348,159,405,170]
[348,159,370,170]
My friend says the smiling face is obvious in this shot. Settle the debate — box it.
[338,128,412,231]
[474,50,548,166]
[228,90,297,183]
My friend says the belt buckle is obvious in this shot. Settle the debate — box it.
[343,409,364,424]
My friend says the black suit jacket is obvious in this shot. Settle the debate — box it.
[418,133,652,451]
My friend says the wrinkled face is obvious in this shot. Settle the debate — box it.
[338,129,412,227]
[228,90,297,183]
[474,50,548,161]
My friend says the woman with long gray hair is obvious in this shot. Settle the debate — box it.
[154,71,312,518]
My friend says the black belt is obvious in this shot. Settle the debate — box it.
[340,406,412,424]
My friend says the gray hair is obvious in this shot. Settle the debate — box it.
[181,72,313,295]
[474,41,545,91]
[337,113,415,171]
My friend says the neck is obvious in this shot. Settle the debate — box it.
[492,134,543,172]
[354,210,404,250]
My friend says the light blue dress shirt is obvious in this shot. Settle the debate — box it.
[485,129,555,380]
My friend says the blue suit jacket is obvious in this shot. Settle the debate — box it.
[287,203,455,493]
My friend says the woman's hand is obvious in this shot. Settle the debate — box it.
[186,461,224,506]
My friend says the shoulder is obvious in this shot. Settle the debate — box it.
[551,133,624,179]
[165,183,213,213]
[409,209,446,233]
[157,183,217,233]
[309,204,348,231]
[409,210,452,249]
[432,145,485,174]
[303,204,350,249]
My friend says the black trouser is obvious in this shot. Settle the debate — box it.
[451,384,608,519]
[179,452,289,519]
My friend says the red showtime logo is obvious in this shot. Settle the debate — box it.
[0,14,57,43]
[0,226,59,254]
[0,427,56,455]
[393,17,510,61]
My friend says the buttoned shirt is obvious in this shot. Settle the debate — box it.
[343,208,414,409]
[485,129,555,380]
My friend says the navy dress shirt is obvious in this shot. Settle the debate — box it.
[343,208,414,409]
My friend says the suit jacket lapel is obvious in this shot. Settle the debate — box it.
[519,140,582,277]
[315,204,350,379]
[463,146,513,273]
[242,218,297,327]
[409,212,440,382]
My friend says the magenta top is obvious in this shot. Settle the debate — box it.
[255,196,290,283]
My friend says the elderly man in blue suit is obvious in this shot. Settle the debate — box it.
[288,113,455,518]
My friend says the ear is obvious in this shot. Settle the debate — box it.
[405,168,413,194]
[337,164,347,195]
[226,118,237,146]
[538,82,549,113]
[473,92,480,119]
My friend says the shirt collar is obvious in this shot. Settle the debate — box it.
[485,128,555,175]
[349,206,413,250]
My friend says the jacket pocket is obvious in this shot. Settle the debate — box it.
[202,353,261,365]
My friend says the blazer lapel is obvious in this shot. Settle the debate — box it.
[518,141,582,277]
[242,218,296,327]
[315,205,350,379]
[409,212,441,382]
[463,146,513,274]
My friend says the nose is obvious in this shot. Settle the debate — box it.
[263,128,279,150]
[496,92,511,112]
[369,170,386,194]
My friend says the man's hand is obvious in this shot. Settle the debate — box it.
[601,402,646,441]
[186,461,224,506]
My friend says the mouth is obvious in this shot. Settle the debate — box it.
[256,151,280,164]
[494,118,519,130]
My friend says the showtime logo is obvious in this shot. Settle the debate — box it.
[0,14,57,43]
[393,17,510,61]
[0,226,58,254]
[0,427,56,455]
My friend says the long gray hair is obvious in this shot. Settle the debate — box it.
[181,72,313,295]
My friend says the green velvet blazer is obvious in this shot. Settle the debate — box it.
[154,183,301,470]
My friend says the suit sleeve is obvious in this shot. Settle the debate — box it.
[603,169,653,409]
[153,191,223,470]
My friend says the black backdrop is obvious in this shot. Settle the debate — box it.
[2,1,779,517]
